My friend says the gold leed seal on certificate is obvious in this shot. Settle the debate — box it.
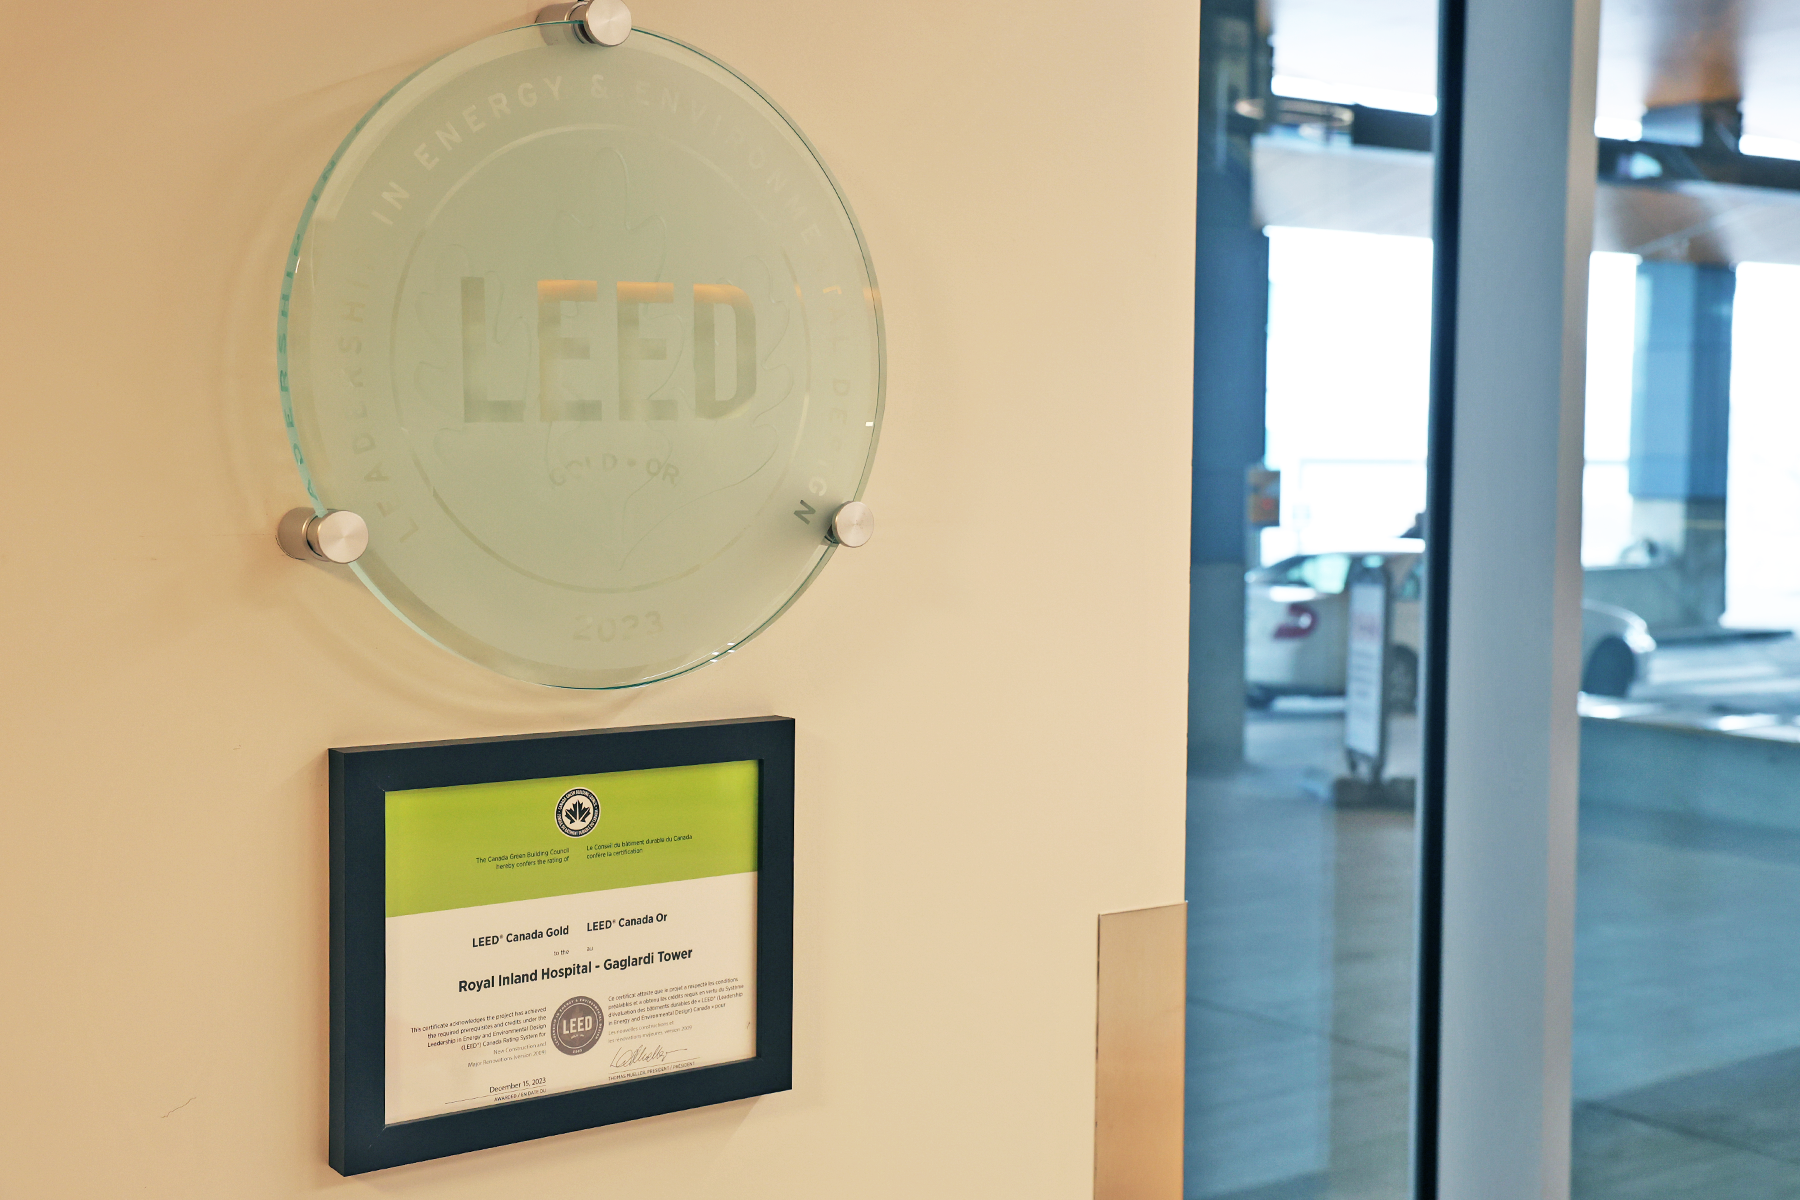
[551,995,605,1055]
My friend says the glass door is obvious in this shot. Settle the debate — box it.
[1187,1,1440,1195]
[1572,3,1800,1192]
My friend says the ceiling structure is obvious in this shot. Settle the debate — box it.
[1254,138,1800,264]
[1266,0,1800,139]
[1255,0,1800,263]
[1265,0,1438,105]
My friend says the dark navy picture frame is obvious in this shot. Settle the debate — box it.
[329,716,795,1175]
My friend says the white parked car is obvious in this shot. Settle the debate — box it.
[1245,549,1655,709]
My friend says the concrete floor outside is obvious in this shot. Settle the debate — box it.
[1186,698,1800,1199]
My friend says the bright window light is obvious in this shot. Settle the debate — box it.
[1585,253,1639,464]
[1725,263,1800,631]
[1739,134,1800,161]
[1270,74,1437,116]
[1594,116,1643,141]
[1262,227,1433,559]
[1582,252,1639,567]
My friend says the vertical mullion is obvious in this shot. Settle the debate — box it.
[1418,0,1600,1196]
[1412,0,1467,1191]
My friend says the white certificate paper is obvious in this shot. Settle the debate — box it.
[382,762,759,1125]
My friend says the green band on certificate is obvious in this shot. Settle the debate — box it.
[385,760,759,916]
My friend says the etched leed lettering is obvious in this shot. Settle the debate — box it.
[279,20,883,688]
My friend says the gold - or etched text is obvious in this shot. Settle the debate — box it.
[460,279,758,423]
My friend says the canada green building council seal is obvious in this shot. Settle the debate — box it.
[556,787,601,837]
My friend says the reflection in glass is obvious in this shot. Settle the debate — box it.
[1186,1,1435,1195]
[1573,18,1800,1187]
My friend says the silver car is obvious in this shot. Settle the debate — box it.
[1245,550,1655,709]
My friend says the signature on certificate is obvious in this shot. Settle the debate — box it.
[611,1043,692,1070]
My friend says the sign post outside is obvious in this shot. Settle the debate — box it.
[1344,560,1389,777]
[1337,558,1410,806]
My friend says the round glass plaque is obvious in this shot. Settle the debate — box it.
[280,20,883,688]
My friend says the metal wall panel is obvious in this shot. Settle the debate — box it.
[1095,904,1187,1200]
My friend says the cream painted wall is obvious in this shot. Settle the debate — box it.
[0,1,1196,1194]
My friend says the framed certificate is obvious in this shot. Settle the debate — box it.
[329,717,793,1174]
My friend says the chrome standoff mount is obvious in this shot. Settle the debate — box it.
[827,501,874,548]
[278,507,370,565]
[536,0,631,45]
